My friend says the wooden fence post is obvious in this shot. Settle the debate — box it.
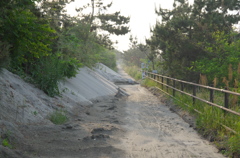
[181,82,184,95]
[166,77,169,93]
[210,85,214,103]
[193,85,196,105]
[173,80,176,96]
[224,87,229,115]
[161,77,164,89]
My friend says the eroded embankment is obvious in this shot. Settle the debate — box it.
[0,63,132,158]
[0,64,225,158]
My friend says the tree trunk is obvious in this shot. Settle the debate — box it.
[152,60,155,70]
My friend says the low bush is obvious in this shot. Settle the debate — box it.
[29,55,81,97]
[123,65,142,80]
[0,41,11,70]
[49,110,68,125]
[99,50,117,71]
[1,131,13,149]
[2,139,12,149]
[228,134,240,157]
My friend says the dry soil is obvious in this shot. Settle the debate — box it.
[14,68,226,158]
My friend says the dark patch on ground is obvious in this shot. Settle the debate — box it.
[147,87,197,129]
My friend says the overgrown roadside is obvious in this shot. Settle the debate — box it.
[122,65,237,157]
[115,65,225,157]
[0,63,228,158]
[0,62,122,158]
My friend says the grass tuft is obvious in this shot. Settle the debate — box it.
[123,65,142,80]
[2,138,12,149]
[49,110,68,125]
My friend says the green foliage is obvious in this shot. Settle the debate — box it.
[146,0,240,81]
[123,65,142,80]
[0,1,38,70]
[172,89,240,157]
[2,9,56,67]
[0,1,65,96]
[139,74,240,156]
[123,44,148,67]
[0,0,128,97]
[32,111,38,116]
[228,133,240,156]
[142,78,158,87]
[59,22,110,68]
[2,139,12,149]
[196,106,223,135]
[0,41,11,69]
[149,1,201,81]
[49,110,68,125]
[123,41,162,74]
[193,31,240,85]
[86,0,130,36]
[99,50,117,70]
[1,130,13,149]
[75,0,130,49]
[30,55,81,96]
[98,11,130,35]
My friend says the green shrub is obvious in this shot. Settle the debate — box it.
[173,89,240,156]
[228,134,240,156]
[0,41,11,69]
[2,138,12,149]
[30,55,80,96]
[1,131,13,149]
[99,50,117,70]
[142,78,158,87]
[124,65,142,80]
[49,110,68,125]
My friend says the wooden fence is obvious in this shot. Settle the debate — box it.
[144,71,240,134]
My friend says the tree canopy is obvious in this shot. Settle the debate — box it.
[0,0,130,96]
[145,0,240,83]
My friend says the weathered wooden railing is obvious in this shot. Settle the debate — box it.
[144,71,240,133]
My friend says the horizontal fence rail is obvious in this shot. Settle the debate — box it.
[145,71,240,117]
[144,71,240,134]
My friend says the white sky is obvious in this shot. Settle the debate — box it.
[66,0,194,51]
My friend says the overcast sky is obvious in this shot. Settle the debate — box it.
[66,0,193,51]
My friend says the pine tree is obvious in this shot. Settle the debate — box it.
[148,0,240,81]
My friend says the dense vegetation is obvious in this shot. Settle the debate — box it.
[123,0,240,86]
[122,0,240,157]
[0,0,129,96]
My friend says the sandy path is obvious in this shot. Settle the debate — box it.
[113,65,225,158]
[115,84,224,158]
[18,65,225,158]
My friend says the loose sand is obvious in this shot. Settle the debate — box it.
[0,63,225,158]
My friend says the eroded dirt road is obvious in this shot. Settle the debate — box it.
[19,69,225,158]
[112,67,225,158]
[114,84,224,158]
